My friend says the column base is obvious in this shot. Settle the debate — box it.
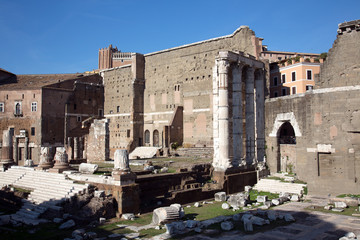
[35,162,54,170]
[49,162,70,173]
[112,170,136,186]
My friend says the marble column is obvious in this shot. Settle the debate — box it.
[232,63,244,167]
[112,149,136,185]
[74,137,79,160]
[255,70,265,163]
[67,137,73,160]
[79,137,83,159]
[24,137,29,161]
[1,130,14,164]
[36,147,53,170]
[49,147,70,173]
[217,58,231,170]
[245,67,255,166]
[13,137,18,165]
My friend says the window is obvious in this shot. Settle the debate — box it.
[274,92,278,97]
[282,88,287,96]
[0,102,4,112]
[273,77,278,86]
[292,86,296,95]
[307,70,312,80]
[98,109,103,116]
[31,102,37,112]
[31,127,35,136]
[281,74,286,83]
[77,116,81,122]
[127,129,130,138]
[291,71,296,81]
[306,85,314,91]
[117,106,120,113]
[74,104,77,110]
[15,102,22,115]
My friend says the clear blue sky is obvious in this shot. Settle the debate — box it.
[0,0,359,74]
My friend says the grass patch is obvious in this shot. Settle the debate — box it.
[306,205,360,217]
[184,201,240,221]
[139,227,166,238]
[12,186,32,194]
[336,194,360,198]
[249,190,279,201]
[94,222,134,237]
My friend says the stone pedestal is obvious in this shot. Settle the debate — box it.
[49,147,70,173]
[36,147,54,170]
[112,149,136,185]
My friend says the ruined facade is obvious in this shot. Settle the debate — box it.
[100,26,267,164]
[0,72,104,168]
[265,20,360,195]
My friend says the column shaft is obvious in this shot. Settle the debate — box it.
[245,67,255,166]
[232,65,243,167]
[255,70,265,162]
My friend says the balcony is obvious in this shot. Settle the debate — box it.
[14,111,23,117]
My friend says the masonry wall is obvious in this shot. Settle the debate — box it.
[265,21,360,195]
[143,26,258,148]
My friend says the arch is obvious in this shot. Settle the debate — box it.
[144,130,150,144]
[15,103,21,115]
[278,122,296,144]
[153,130,159,147]
[269,112,302,137]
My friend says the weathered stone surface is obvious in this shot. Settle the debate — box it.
[59,219,75,229]
[53,218,63,223]
[284,213,295,222]
[252,216,269,226]
[99,217,106,224]
[256,195,268,203]
[122,213,135,220]
[267,210,278,221]
[72,229,86,238]
[271,199,280,206]
[330,197,359,207]
[185,220,198,228]
[152,206,181,225]
[0,215,10,225]
[215,192,226,202]
[79,163,99,174]
[290,195,300,202]
[324,205,333,210]
[160,167,168,173]
[24,159,34,167]
[94,190,105,198]
[334,201,347,208]
[232,213,241,221]
[114,150,130,171]
[221,221,234,231]
[221,203,230,209]
[332,208,345,212]
[244,185,252,192]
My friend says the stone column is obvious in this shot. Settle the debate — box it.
[112,149,136,185]
[255,70,265,163]
[36,147,54,170]
[79,137,83,159]
[49,147,70,173]
[67,137,73,160]
[245,67,255,166]
[216,59,231,171]
[24,137,29,161]
[74,137,79,160]
[13,137,18,165]
[1,130,14,168]
[232,63,244,167]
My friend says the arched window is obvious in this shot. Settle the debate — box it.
[15,103,21,115]
[144,130,150,144]
[278,122,296,144]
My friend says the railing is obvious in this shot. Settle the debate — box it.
[14,111,23,117]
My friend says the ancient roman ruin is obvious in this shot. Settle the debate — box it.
[0,20,359,234]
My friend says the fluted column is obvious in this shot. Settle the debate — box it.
[36,146,54,170]
[24,137,29,161]
[255,70,265,163]
[74,137,79,160]
[245,67,255,166]
[232,64,244,167]
[217,59,231,170]
[13,137,18,165]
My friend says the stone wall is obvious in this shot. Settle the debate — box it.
[265,20,360,195]
[86,119,109,162]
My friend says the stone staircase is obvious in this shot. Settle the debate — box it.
[253,178,306,195]
[174,147,213,159]
[0,166,88,225]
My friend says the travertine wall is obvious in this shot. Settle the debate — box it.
[86,119,109,162]
[265,20,360,195]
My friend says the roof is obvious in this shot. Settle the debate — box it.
[0,73,94,90]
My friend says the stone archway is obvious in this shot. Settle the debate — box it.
[153,130,159,147]
[277,121,296,173]
[144,130,150,146]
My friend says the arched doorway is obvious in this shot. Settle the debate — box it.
[153,130,159,147]
[278,121,296,173]
[144,130,150,146]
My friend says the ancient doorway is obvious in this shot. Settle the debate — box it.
[153,130,159,147]
[278,121,296,173]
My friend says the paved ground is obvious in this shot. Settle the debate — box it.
[181,195,360,240]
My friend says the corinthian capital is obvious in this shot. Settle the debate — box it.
[218,59,230,75]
